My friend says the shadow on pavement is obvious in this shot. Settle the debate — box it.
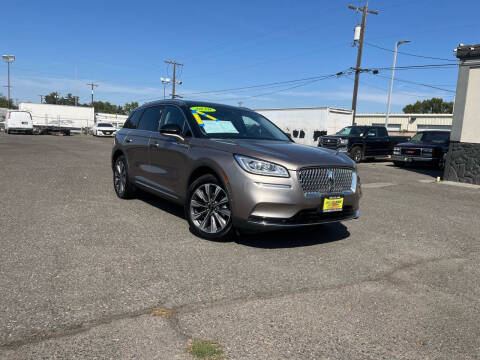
[136,190,351,249]
[137,191,186,219]
[235,222,350,249]
[386,163,443,178]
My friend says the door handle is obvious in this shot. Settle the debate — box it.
[125,138,133,143]
[150,141,160,148]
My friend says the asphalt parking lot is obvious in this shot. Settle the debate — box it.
[0,133,479,359]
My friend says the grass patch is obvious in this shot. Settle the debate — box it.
[187,339,225,359]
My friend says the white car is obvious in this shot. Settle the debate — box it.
[92,122,117,137]
[5,110,33,134]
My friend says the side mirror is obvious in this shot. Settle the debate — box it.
[160,124,182,137]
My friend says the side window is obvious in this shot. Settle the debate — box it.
[377,127,388,137]
[123,110,143,129]
[367,127,377,137]
[160,105,187,133]
[137,106,163,132]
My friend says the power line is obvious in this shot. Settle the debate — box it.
[180,72,348,97]
[372,73,456,93]
[364,42,457,62]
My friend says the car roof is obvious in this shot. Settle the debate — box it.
[138,99,250,111]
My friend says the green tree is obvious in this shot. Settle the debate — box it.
[0,93,18,109]
[124,101,139,114]
[403,97,453,114]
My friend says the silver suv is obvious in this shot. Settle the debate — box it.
[112,100,361,240]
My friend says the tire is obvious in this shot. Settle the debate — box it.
[393,161,405,167]
[113,155,136,199]
[6,129,10,134]
[186,174,233,241]
[350,146,363,163]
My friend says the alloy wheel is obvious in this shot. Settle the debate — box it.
[190,183,231,234]
[114,159,127,195]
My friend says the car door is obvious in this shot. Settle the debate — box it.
[376,126,391,155]
[148,105,192,201]
[124,107,161,185]
[363,127,379,156]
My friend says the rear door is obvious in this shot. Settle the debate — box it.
[148,105,192,200]
[122,109,146,182]
[127,106,164,186]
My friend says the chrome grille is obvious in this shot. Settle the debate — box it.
[320,138,339,149]
[298,167,353,195]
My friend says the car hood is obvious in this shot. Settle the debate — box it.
[204,138,355,170]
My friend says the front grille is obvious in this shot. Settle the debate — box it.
[401,148,420,156]
[320,138,339,149]
[298,167,353,195]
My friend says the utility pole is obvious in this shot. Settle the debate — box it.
[39,95,44,104]
[164,60,183,99]
[349,1,378,124]
[86,82,98,107]
[2,55,15,109]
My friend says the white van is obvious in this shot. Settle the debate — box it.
[5,110,34,134]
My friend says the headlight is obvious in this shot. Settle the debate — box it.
[393,147,401,154]
[351,171,358,193]
[234,155,289,178]
[340,138,348,145]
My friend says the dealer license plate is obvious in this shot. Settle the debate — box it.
[323,197,344,212]
[105,131,111,135]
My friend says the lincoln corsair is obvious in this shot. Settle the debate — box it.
[112,100,361,240]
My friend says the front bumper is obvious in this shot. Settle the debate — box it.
[226,164,361,231]
[96,131,116,137]
[392,155,436,163]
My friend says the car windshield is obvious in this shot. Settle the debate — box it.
[336,126,367,135]
[410,132,450,144]
[189,104,289,141]
[98,123,112,127]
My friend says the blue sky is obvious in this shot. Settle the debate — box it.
[1,0,479,112]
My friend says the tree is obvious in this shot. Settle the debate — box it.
[124,102,139,114]
[42,92,139,115]
[403,97,453,114]
[0,93,18,109]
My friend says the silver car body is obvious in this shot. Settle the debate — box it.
[112,100,361,232]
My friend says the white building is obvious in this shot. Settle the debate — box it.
[355,113,452,134]
[255,107,353,146]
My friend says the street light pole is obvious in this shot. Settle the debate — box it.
[161,77,171,99]
[2,55,15,109]
[385,40,411,129]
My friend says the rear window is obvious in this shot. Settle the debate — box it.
[410,132,450,144]
[9,111,31,120]
[123,110,143,129]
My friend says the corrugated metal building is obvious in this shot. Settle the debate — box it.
[355,113,452,134]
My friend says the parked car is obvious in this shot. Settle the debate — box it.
[92,122,117,137]
[5,110,33,134]
[318,125,410,163]
[392,130,451,169]
[111,100,361,240]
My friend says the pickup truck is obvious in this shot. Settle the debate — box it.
[318,125,410,163]
[392,130,450,170]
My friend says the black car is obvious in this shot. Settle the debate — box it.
[392,130,451,169]
[318,125,410,163]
